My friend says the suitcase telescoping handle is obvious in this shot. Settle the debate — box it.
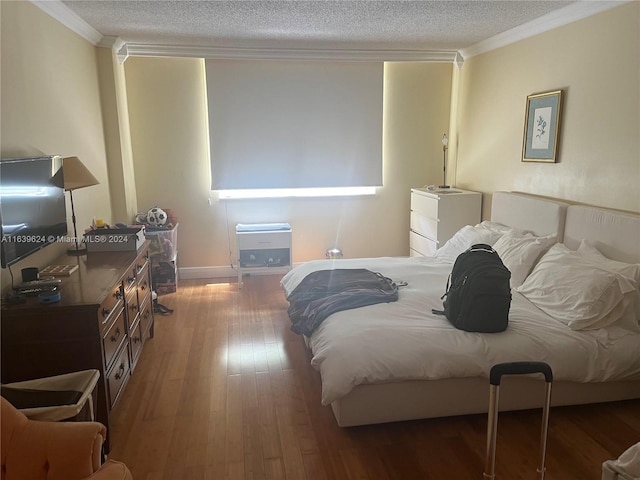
[490,361,553,385]
[483,362,553,480]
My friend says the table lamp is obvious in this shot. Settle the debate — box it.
[63,156,99,255]
[439,133,449,189]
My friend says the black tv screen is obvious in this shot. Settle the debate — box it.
[0,156,68,268]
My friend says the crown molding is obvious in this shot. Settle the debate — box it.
[459,0,629,60]
[30,0,102,45]
[119,43,459,63]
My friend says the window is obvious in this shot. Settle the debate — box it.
[205,59,383,193]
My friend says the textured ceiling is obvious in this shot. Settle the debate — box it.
[61,1,576,52]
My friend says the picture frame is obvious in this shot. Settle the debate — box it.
[522,90,563,163]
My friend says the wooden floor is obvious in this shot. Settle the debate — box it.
[109,275,640,479]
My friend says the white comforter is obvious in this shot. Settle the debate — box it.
[281,256,640,406]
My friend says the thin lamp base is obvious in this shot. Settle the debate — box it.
[67,246,88,256]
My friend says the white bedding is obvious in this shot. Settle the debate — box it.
[281,256,640,406]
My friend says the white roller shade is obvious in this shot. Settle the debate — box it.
[205,59,383,191]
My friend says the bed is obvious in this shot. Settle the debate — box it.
[281,191,640,427]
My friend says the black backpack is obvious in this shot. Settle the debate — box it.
[433,244,511,333]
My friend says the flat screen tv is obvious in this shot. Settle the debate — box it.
[0,156,68,268]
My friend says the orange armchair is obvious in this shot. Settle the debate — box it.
[1,397,132,480]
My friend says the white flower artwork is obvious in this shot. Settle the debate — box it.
[531,106,552,150]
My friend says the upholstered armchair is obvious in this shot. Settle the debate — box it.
[1,397,132,480]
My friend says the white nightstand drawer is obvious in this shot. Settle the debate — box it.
[411,192,439,219]
[410,212,438,241]
[237,231,291,250]
[409,231,437,257]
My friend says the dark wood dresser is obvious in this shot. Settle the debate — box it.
[1,244,155,452]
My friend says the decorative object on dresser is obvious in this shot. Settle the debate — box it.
[236,223,292,289]
[409,188,481,257]
[39,264,79,277]
[62,156,100,255]
[1,244,155,453]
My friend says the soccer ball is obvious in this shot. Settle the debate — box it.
[147,207,167,226]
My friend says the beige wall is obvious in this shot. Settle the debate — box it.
[455,2,640,216]
[0,2,111,289]
[124,58,452,271]
[96,46,139,221]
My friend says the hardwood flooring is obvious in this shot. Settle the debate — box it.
[109,275,640,479]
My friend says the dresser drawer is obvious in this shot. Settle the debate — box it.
[409,230,437,257]
[123,264,138,293]
[410,212,438,241]
[136,262,151,294]
[106,343,130,409]
[129,320,144,368]
[139,296,153,337]
[103,308,127,370]
[125,287,140,326]
[237,231,291,250]
[411,192,439,220]
[134,253,149,277]
[99,283,124,326]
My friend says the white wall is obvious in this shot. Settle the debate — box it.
[455,2,639,216]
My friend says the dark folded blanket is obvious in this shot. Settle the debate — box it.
[287,268,399,336]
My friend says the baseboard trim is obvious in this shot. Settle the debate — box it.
[179,264,300,280]
[179,266,236,279]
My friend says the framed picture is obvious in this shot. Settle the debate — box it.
[522,90,563,163]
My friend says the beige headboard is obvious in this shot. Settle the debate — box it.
[564,205,640,263]
[490,191,569,241]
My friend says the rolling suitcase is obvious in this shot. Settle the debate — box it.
[483,362,553,480]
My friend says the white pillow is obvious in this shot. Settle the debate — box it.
[577,240,640,283]
[474,221,512,235]
[475,221,529,237]
[577,240,640,331]
[516,244,639,331]
[434,225,504,264]
[492,232,556,288]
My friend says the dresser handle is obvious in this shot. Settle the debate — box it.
[114,362,125,380]
[110,327,121,343]
[102,307,110,318]
[130,303,139,312]
[113,290,123,300]
[127,276,136,285]
[133,336,141,344]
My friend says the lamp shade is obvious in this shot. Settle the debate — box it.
[63,156,99,191]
